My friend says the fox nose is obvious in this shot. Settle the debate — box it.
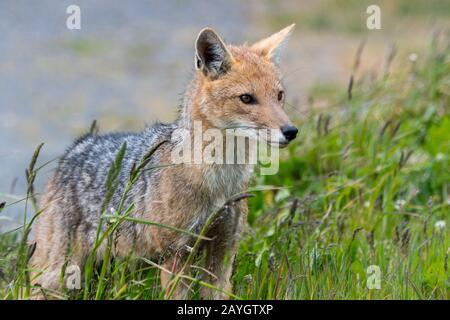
[281,125,298,142]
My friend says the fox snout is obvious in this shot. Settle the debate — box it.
[280,125,298,142]
[274,124,298,148]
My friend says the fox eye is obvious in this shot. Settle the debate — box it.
[239,94,256,105]
[278,90,285,102]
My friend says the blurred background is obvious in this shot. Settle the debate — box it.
[1,0,449,229]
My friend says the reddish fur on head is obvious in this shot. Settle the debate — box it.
[192,25,297,147]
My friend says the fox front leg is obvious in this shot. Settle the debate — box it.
[201,200,247,299]
[160,250,192,299]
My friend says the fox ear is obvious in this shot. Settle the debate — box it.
[195,28,233,79]
[251,24,295,64]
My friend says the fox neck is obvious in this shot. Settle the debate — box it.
[175,74,254,197]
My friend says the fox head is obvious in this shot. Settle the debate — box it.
[190,24,298,148]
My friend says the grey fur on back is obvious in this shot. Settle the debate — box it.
[52,122,176,253]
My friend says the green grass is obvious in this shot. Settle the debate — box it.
[0,37,449,300]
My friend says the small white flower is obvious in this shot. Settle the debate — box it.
[408,53,418,62]
[108,217,118,224]
[243,274,253,284]
[394,199,406,210]
[434,220,446,230]
[364,201,370,208]
[407,152,429,165]
[436,153,445,161]
[107,207,118,223]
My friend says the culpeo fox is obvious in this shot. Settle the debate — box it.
[30,25,298,299]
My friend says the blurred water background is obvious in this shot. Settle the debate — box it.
[1,0,449,229]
